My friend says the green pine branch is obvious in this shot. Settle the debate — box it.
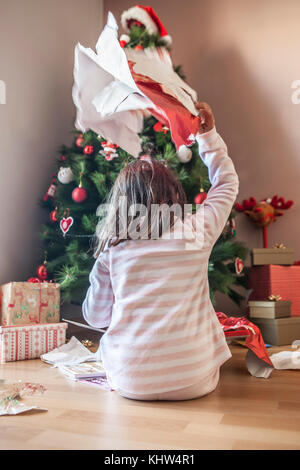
[38,60,249,305]
[125,25,169,49]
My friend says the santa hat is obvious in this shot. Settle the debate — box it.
[121,5,172,45]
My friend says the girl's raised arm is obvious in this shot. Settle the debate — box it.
[194,103,239,246]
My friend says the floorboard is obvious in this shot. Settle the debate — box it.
[1,344,300,450]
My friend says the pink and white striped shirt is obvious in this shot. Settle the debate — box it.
[83,127,239,395]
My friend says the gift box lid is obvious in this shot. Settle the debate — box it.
[253,317,300,326]
[252,248,294,254]
[248,300,291,308]
[0,322,68,334]
[0,281,60,288]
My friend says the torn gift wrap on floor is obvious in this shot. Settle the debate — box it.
[217,312,274,378]
[41,337,112,391]
[40,336,101,366]
[0,381,47,416]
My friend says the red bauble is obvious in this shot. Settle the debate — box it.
[120,40,127,48]
[76,136,84,148]
[60,155,66,161]
[36,264,48,281]
[153,122,168,134]
[72,187,87,203]
[83,145,94,155]
[134,44,144,51]
[194,192,207,205]
[50,209,58,223]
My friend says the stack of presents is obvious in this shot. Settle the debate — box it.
[248,246,300,346]
[0,280,67,363]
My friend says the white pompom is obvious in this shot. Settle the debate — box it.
[120,34,130,43]
[58,167,74,184]
[177,145,192,163]
[162,35,172,46]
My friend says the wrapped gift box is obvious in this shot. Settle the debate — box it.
[0,281,60,326]
[248,300,291,319]
[249,265,300,316]
[251,248,294,266]
[0,322,67,363]
[252,317,300,346]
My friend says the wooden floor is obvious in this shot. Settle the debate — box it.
[1,344,300,450]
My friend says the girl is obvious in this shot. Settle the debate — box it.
[83,102,239,401]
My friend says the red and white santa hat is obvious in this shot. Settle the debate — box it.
[121,5,172,45]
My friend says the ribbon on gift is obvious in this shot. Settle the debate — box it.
[81,339,94,350]
[27,277,41,283]
[27,278,43,323]
[272,243,286,250]
[27,278,56,324]
[268,294,282,301]
[27,278,55,284]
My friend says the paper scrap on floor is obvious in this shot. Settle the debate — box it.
[58,361,106,380]
[40,336,101,366]
[78,376,113,391]
[270,350,300,370]
[0,381,48,416]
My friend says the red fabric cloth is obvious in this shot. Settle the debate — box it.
[216,312,273,367]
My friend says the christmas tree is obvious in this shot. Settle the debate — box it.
[38,7,247,306]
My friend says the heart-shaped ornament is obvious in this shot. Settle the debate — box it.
[60,216,74,236]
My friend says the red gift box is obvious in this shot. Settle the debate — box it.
[249,265,300,316]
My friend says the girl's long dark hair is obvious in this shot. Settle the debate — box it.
[95,158,187,256]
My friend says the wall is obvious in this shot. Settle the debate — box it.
[104,0,300,313]
[1,0,299,312]
[0,0,104,283]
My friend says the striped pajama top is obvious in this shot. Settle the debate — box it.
[82,127,239,395]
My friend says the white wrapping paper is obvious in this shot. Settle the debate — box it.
[72,12,199,157]
[270,350,300,369]
[41,336,101,366]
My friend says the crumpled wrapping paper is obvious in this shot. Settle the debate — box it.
[217,312,274,378]
[41,336,101,366]
[270,350,300,369]
[0,381,47,416]
[72,12,200,157]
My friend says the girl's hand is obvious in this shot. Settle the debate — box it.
[195,102,215,134]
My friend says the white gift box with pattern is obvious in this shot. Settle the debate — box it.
[0,322,67,363]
